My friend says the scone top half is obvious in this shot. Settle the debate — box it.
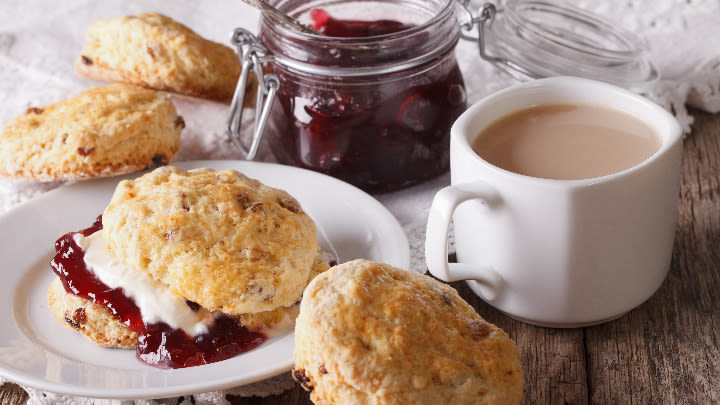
[102,166,320,315]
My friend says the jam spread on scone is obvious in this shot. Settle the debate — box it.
[51,216,266,369]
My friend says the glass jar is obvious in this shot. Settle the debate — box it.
[232,0,467,193]
[475,0,658,93]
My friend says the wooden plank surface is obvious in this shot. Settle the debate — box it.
[2,108,718,404]
[584,108,720,405]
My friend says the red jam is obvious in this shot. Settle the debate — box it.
[263,10,466,192]
[50,216,267,369]
[310,9,414,37]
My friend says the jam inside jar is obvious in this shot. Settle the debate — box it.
[259,0,467,192]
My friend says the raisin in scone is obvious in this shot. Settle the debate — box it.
[76,12,256,103]
[0,83,182,181]
[48,277,137,349]
[293,259,524,405]
[48,166,330,368]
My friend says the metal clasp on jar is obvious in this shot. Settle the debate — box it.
[456,2,540,79]
[225,28,279,160]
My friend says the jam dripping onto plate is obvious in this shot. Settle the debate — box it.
[50,216,267,369]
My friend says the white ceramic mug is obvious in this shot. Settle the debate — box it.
[425,77,683,327]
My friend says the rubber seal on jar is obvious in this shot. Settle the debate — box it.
[461,0,659,93]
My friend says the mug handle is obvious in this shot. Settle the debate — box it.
[425,181,504,300]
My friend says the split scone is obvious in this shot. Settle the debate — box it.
[48,166,330,368]
[76,12,256,104]
[292,260,524,405]
[0,83,182,181]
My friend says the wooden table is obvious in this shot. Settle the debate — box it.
[2,108,718,404]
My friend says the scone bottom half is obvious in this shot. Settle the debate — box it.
[292,259,524,405]
[47,166,330,369]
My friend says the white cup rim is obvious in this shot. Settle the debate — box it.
[451,76,683,186]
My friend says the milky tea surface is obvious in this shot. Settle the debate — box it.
[471,103,661,180]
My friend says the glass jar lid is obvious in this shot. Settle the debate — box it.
[462,0,659,93]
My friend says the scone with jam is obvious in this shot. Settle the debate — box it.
[293,259,524,405]
[48,166,330,369]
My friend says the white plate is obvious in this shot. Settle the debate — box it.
[0,160,409,399]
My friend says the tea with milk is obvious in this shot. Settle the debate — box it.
[471,103,661,180]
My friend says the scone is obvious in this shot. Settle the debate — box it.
[0,83,182,181]
[293,259,524,405]
[76,12,256,104]
[48,166,330,369]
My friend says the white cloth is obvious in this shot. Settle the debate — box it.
[0,0,718,402]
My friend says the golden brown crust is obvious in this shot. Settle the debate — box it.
[293,260,524,405]
[47,277,137,349]
[101,166,321,315]
[240,254,330,331]
[75,12,256,104]
[0,83,182,181]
